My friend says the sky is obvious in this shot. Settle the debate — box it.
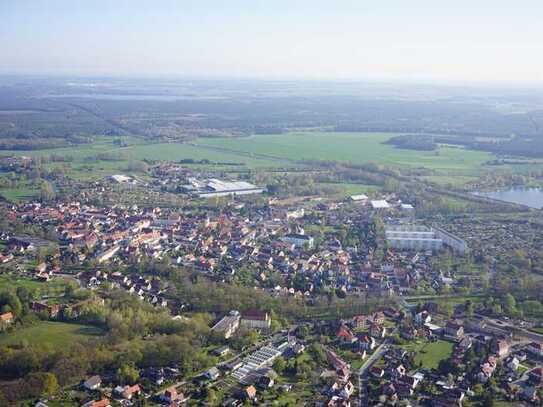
[2,0,543,83]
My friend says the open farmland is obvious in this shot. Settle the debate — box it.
[194,132,494,174]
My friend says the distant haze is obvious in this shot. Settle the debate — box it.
[2,0,543,83]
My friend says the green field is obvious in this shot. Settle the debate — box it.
[194,132,495,174]
[403,339,454,370]
[317,182,382,197]
[0,321,103,348]
[0,274,71,296]
[0,136,281,184]
[0,136,279,168]
[0,185,39,202]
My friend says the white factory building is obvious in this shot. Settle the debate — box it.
[181,178,264,198]
[385,224,468,253]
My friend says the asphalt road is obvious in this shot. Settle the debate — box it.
[358,340,390,407]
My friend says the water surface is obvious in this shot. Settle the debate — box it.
[473,187,543,209]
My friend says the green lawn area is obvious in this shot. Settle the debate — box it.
[403,339,454,370]
[0,274,72,297]
[0,321,103,348]
[317,182,382,197]
[0,185,40,202]
[406,294,485,308]
[419,175,479,187]
[336,348,365,370]
[530,327,543,335]
[195,132,495,176]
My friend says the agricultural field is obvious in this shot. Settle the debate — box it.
[194,132,495,175]
[0,321,103,348]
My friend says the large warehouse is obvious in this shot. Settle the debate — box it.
[385,224,468,253]
[181,178,265,198]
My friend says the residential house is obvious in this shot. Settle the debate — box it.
[83,375,102,391]
[491,339,510,358]
[529,367,543,387]
[415,311,432,326]
[257,375,275,389]
[241,385,257,401]
[161,386,184,404]
[82,399,111,407]
[339,381,355,399]
[351,315,373,330]
[444,320,464,341]
[30,301,60,318]
[337,325,357,345]
[507,356,520,371]
[370,366,384,378]
[528,342,543,357]
[477,356,497,383]
[358,335,376,351]
[204,367,220,381]
[213,346,231,357]
[122,384,141,400]
[0,312,14,329]
[370,323,386,339]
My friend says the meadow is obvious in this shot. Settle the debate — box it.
[194,132,495,174]
[0,321,103,348]
[0,275,71,296]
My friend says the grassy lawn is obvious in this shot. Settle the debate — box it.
[0,185,40,202]
[0,274,70,296]
[530,327,543,335]
[419,175,479,186]
[0,321,103,348]
[317,182,382,197]
[406,294,485,308]
[403,339,454,370]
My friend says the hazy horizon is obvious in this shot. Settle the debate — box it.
[2,0,543,84]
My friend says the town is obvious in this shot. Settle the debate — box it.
[1,150,543,407]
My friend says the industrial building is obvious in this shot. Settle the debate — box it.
[371,200,391,209]
[109,174,135,184]
[180,178,264,198]
[385,224,468,253]
[211,310,240,339]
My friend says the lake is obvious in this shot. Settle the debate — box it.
[472,187,543,209]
